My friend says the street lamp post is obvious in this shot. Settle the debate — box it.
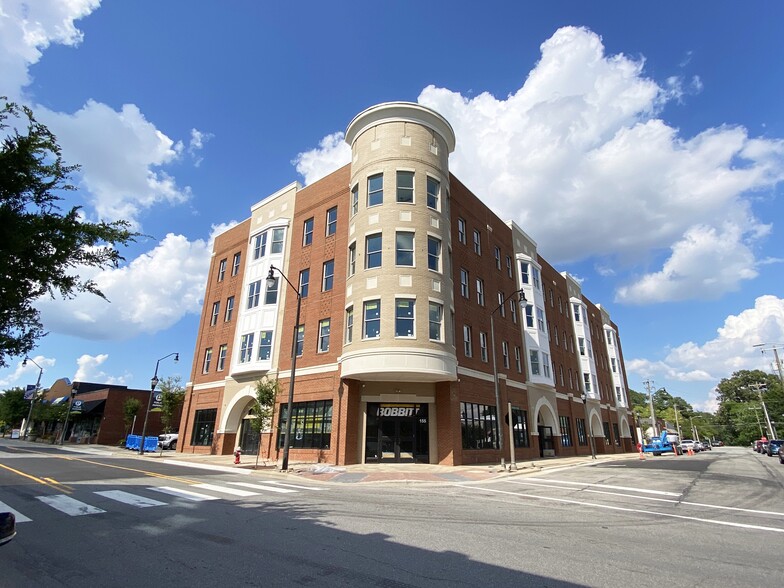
[489,288,529,470]
[59,386,77,445]
[139,352,179,455]
[580,392,597,459]
[21,357,43,439]
[267,265,302,471]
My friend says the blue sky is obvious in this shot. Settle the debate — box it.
[1,1,783,411]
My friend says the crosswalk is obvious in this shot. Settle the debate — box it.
[0,479,326,524]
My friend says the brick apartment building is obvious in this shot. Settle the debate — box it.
[178,102,634,466]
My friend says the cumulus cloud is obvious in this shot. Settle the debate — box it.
[627,295,784,384]
[188,128,212,167]
[0,0,100,101]
[0,355,56,388]
[74,354,128,385]
[294,26,784,304]
[36,232,213,339]
[293,132,351,185]
[38,101,191,226]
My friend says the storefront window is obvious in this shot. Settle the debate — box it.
[191,409,217,446]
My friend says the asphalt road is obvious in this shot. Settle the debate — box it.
[1,441,782,587]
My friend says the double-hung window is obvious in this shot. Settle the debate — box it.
[429,302,443,341]
[225,296,234,321]
[515,346,522,372]
[463,325,472,357]
[322,260,334,291]
[537,307,546,332]
[253,232,267,259]
[427,236,441,271]
[264,277,279,305]
[345,306,354,343]
[232,253,241,276]
[258,330,273,360]
[326,207,337,236]
[363,300,381,339]
[271,228,284,253]
[396,171,414,203]
[247,280,261,309]
[395,232,414,266]
[217,345,227,371]
[426,177,439,210]
[366,234,382,269]
[318,319,331,352]
[303,218,314,246]
[525,305,534,328]
[457,218,466,244]
[210,302,220,326]
[529,350,540,375]
[299,269,310,298]
[479,332,488,362]
[473,229,481,254]
[347,242,356,276]
[218,259,227,281]
[494,247,501,270]
[351,184,359,216]
[296,326,305,356]
[203,348,212,373]
[368,174,383,207]
[502,341,510,369]
[476,279,485,306]
[520,262,529,284]
[460,269,469,298]
[240,333,254,363]
[395,299,415,337]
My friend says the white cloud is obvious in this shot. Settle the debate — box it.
[294,26,784,304]
[627,295,784,384]
[0,0,101,101]
[74,354,128,385]
[36,232,213,339]
[293,132,351,185]
[38,101,192,227]
[0,355,56,388]
[188,128,212,167]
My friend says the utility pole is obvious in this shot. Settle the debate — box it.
[643,379,657,437]
[750,382,776,439]
[749,406,764,437]
[754,343,784,389]
[674,404,682,440]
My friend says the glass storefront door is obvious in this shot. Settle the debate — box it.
[365,403,428,463]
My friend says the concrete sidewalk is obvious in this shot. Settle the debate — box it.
[112,445,634,485]
[7,439,635,485]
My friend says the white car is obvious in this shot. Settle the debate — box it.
[680,439,699,453]
[158,433,178,450]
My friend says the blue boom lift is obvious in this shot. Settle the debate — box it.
[643,430,680,456]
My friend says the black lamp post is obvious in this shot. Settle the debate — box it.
[21,357,43,439]
[267,264,302,471]
[139,352,179,455]
[580,392,597,460]
[490,288,529,470]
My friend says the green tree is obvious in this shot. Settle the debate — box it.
[713,370,783,445]
[0,99,140,367]
[123,397,141,438]
[251,378,278,468]
[158,376,185,433]
[0,388,28,428]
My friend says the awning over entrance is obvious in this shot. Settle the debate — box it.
[71,399,106,416]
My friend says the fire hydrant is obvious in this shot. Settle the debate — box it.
[234,446,241,465]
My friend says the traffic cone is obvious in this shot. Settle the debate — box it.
[687,447,694,456]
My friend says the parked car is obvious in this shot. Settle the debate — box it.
[754,440,766,452]
[766,439,782,457]
[681,439,699,453]
[0,512,16,546]
[700,441,711,451]
[760,441,769,454]
[158,433,178,450]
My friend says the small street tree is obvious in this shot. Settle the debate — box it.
[158,376,185,433]
[123,397,141,438]
[0,99,140,367]
[251,378,278,468]
[0,388,28,433]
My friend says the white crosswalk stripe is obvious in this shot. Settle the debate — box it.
[149,486,219,501]
[228,482,298,494]
[37,495,105,516]
[94,490,167,507]
[0,500,32,523]
[192,483,258,497]
[264,481,325,491]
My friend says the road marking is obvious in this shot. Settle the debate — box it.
[0,500,31,523]
[162,460,253,475]
[53,456,201,485]
[94,490,167,508]
[523,477,681,497]
[228,482,297,494]
[37,495,105,516]
[0,463,72,493]
[264,481,326,491]
[680,501,784,518]
[192,483,258,497]
[507,480,680,504]
[149,486,219,501]
[459,485,784,534]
